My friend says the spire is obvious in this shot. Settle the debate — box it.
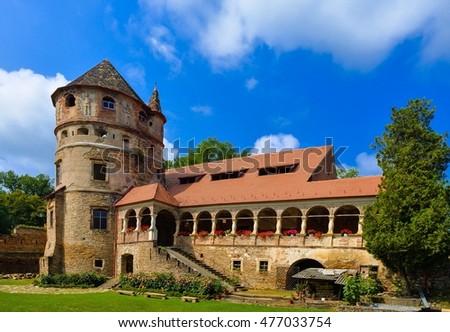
[65,59,143,102]
[148,83,162,113]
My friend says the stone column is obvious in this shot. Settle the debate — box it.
[136,216,142,233]
[149,213,157,241]
[211,217,217,236]
[275,216,282,235]
[121,218,127,233]
[327,216,335,235]
[174,219,180,245]
[357,215,364,235]
[192,217,198,236]
[252,216,258,235]
[231,217,237,235]
[300,216,307,235]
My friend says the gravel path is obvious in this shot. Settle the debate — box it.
[0,285,110,294]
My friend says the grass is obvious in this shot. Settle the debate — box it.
[0,291,326,312]
[0,278,35,286]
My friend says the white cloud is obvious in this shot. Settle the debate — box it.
[355,152,382,175]
[146,25,182,72]
[245,77,258,90]
[163,138,177,161]
[253,133,300,154]
[190,105,213,116]
[139,0,450,70]
[0,68,69,176]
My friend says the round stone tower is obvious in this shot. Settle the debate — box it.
[40,60,166,276]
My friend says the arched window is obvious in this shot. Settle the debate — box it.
[65,94,75,107]
[139,111,147,123]
[102,96,115,110]
[61,130,68,138]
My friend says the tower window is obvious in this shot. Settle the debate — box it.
[139,111,147,123]
[55,162,62,185]
[102,96,115,110]
[94,259,104,268]
[61,130,68,138]
[92,209,108,230]
[93,163,107,181]
[65,94,75,107]
[94,128,107,138]
[77,128,89,135]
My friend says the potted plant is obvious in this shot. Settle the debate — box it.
[140,225,150,232]
[197,230,209,237]
[257,230,274,238]
[340,228,353,237]
[282,229,298,236]
[236,229,252,237]
[126,226,136,234]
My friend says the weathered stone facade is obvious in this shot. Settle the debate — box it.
[41,60,166,276]
[1,226,46,274]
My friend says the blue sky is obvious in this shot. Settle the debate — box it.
[1,0,450,178]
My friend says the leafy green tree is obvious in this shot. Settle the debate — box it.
[0,193,13,234]
[336,167,359,178]
[0,171,53,198]
[0,171,52,234]
[363,98,450,294]
[167,137,251,168]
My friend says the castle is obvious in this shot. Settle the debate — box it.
[40,60,384,290]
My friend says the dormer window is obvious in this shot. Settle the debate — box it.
[258,164,298,176]
[102,96,115,110]
[211,170,247,181]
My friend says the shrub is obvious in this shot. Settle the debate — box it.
[343,275,384,305]
[35,272,107,288]
[118,272,225,298]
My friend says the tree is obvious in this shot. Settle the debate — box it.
[0,171,53,234]
[363,98,450,295]
[0,171,53,198]
[336,167,359,178]
[167,137,251,168]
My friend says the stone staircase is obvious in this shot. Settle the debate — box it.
[164,247,247,291]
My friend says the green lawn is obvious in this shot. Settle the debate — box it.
[0,278,35,286]
[0,291,327,312]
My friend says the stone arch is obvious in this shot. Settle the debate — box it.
[281,207,302,234]
[180,212,194,234]
[236,209,253,232]
[139,207,151,231]
[125,209,137,232]
[121,254,134,274]
[285,258,324,290]
[216,210,232,232]
[306,206,329,234]
[334,205,360,235]
[257,208,277,233]
[156,209,176,246]
[197,211,212,233]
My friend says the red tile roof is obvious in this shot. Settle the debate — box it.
[116,146,381,208]
[115,183,179,207]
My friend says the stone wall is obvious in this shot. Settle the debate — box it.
[0,226,46,274]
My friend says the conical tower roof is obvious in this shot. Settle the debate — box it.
[65,59,143,102]
[148,84,162,113]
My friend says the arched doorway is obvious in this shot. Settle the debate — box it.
[121,254,134,274]
[285,258,324,290]
[156,210,176,246]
